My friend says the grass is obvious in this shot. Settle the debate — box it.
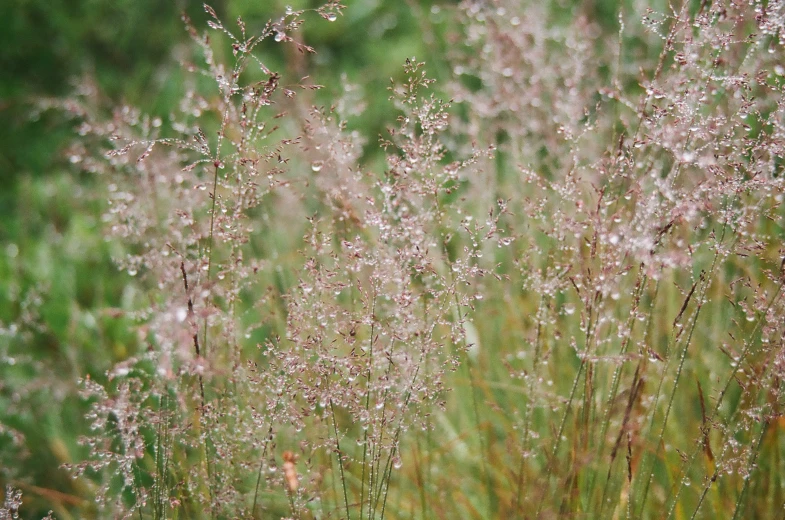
[2,1,785,519]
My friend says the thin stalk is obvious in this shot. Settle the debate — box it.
[730,421,769,520]
[331,400,351,520]
[252,423,274,516]
[535,353,586,516]
[373,361,424,518]
[154,391,172,520]
[455,294,495,514]
[179,262,213,509]
[415,435,427,520]
[286,485,297,520]
[368,394,386,520]
[660,194,751,517]
[595,273,656,517]
[378,444,397,520]
[515,295,547,514]
[370,394,389,520]
[202,159,221,359]
[637,273,706,518]
[535,290,599,517]
[154,397,163,520]
[689,467,719,520]
[598,270,647,448]
[677,280,784,519]
[597,361,644,515]
[132,460,144,520]
[421,300,432,520]
[360,294,377,520]
[367,329,408,519]
[369,318,437,520]
[633,221,726,517]
[368,342,402,520]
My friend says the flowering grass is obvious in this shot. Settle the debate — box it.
[2,1,785,518]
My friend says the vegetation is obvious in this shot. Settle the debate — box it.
[2,1,785,518]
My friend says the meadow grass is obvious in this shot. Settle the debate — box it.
[2,1,785,518]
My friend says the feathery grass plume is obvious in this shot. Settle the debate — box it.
[22,0,785,518]
[445,0,785,517]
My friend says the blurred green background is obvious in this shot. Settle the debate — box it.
[0,0,451,180]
